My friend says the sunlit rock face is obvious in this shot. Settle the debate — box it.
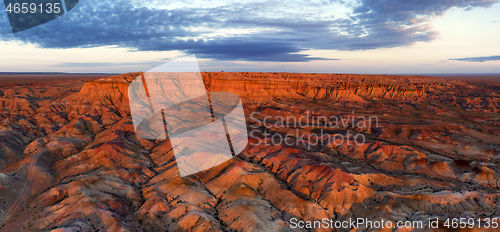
[0,73,499,231]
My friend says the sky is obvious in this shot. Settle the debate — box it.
[0,0,499,74]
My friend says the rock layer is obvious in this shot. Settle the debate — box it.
[0,73,499,232]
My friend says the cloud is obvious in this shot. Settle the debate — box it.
[1,0,498,62]
[335,0,498,50]
[50,61,163,68]
[449,55,500,62]
[142,38,337,62]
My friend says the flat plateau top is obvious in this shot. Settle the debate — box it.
[0,73,116,84]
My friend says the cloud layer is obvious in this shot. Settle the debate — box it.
[450,55,500,62]
[1,0,498,61]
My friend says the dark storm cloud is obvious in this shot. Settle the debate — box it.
[0,0,498,61]
[450,55,500,62]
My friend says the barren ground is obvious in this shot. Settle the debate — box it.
[0,72,499,232]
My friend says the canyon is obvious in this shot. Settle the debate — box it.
[0,72,499,231]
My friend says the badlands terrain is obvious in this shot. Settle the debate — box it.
[0,72,499,231]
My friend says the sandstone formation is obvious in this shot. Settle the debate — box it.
[0,72,499,231]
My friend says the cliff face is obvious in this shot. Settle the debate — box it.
[69,72,498,113]
[203,72,433,103]
[0,73,499,231]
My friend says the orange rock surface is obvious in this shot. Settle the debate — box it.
[0,72,499,231]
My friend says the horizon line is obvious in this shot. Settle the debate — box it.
[1,72,500,76]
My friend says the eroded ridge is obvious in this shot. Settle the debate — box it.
[0,72,499,231]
